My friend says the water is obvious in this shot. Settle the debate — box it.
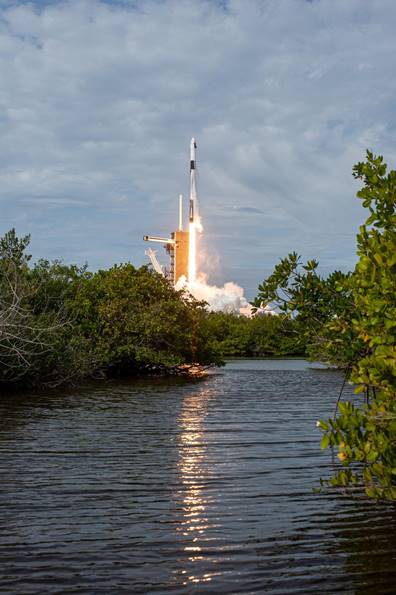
[0,360,395,593]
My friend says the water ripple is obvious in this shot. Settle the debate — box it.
[0,361,395,593]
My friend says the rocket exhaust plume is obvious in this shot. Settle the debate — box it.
[144,137,276,316]
[188,221,196,284]
[182,137,274,316]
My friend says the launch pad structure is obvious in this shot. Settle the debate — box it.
[143,138,198,286]
[143,200,189,285]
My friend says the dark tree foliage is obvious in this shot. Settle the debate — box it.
[0,229,72,387]
[0,235,224,388]
[70,263,223,376]
[204,311,306,358]
[253,254,362,368]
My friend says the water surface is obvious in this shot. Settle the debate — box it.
[0,360,395,593]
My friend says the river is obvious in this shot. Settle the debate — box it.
[0,360,395,593]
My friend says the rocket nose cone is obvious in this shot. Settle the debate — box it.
[190,137,196,161]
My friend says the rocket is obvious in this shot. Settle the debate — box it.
[189,137,197,222]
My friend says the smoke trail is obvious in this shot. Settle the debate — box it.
[188,275,251,314]
[188,221,196,285]
[177,273,275,316]
[188,216,203,286]
[184,137,275,316]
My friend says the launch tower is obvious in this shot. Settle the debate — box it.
[143,138,198,285]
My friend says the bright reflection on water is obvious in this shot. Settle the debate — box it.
[0,360,396,593]
[176,388,215,586]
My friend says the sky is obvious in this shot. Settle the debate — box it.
[1,0,395,298]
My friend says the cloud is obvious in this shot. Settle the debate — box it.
[0,0,396,296]
[235,207,264,214]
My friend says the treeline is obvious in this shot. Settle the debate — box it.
[204,312,305,357]
[0,229,304,390]
[0,230,219,389]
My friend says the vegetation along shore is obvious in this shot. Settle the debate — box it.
[0,229,303,391]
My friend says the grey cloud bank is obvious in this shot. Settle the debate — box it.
[1,0,395,297]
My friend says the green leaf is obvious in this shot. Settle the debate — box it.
[320,435,330,449]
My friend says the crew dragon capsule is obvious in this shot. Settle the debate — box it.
[189,137,197,223]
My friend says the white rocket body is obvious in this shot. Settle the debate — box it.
[189,137,197,222]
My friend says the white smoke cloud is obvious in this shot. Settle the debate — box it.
[176,273,276,316]
[190,275,249,314]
